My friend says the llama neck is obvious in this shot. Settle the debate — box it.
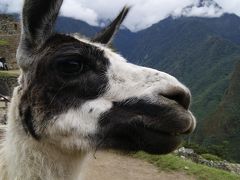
[0,87,87,180]
[3,136,86,180]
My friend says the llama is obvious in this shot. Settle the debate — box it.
[0,0,196,179]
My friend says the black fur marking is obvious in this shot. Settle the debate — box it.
[98,98,192,154]
[93,6,130,44]
[20,34,110,138]
[20,105,40,140]
[22,0,63,45]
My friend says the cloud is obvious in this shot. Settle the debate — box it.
[173,0,224,18]
[121,0,192,31]
[215,0,240,16]
[0,0,23,13]
[0,0,240,31]
[61,0,99,26]
[183,6,223,17]
[60,0,193,31]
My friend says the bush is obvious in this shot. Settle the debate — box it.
[201,153,223,161]
[0,40,8,45]
[183,141,209,154]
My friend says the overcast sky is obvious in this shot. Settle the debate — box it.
[0,0,240,31]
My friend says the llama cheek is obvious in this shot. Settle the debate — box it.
[47,98,113,139]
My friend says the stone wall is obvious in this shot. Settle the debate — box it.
[0,76,18,96]
[0,14,20,34]
[174,147,240,175]
[0,14,20,69]
[0,76,18,124]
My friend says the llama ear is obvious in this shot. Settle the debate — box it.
[21,0,63,48]
[92,6,130,45]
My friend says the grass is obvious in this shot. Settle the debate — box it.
[0,70,20,77]
[0,39,8,46]
[133,152,240,180]
[201,153,223,161]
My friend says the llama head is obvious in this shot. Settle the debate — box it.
[16,0,196,154]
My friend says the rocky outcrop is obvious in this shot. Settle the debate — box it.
[0,14,20,35]
[175,147,240,175]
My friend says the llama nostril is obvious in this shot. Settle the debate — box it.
[161,90,191,110]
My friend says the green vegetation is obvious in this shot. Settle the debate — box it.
[183,141,232,162]
[201,154,223,161]
[183,141,209,154]
[0,70,20,77]
[200,62,240,162]
[0,39,8,46]
[134,152,240,180]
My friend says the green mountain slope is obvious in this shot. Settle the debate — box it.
[199,61,240,161]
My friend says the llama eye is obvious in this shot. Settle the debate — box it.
[56,59,84,75]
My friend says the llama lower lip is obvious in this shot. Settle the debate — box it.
[128,111,195,136]
[98,114,187,154]
[185,111,196,134]
[97,123,183,154]
[142,128,182,154]
[98,99,195,154]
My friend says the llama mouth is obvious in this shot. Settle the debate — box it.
[98,98,196,154]
[126,111,196,136]
[97,120,184,154]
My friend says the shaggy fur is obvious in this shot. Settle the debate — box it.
[0,87,89,180]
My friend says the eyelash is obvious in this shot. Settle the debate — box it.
[56,58,87,76]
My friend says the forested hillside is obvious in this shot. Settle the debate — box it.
[199,61,240,161]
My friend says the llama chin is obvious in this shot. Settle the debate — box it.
[0,1,196,179]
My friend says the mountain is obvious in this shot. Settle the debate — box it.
[55,16,138,58]
[197,0,222,8]
[56,16,99,37]
[179,0,223,17]
[199,61,240,161]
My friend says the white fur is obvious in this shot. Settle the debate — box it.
[47,98,113,151]
[105,52,189,100]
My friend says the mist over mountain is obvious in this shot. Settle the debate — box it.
[173,0,223,18]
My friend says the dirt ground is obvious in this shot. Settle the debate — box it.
[83,151,195,180]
